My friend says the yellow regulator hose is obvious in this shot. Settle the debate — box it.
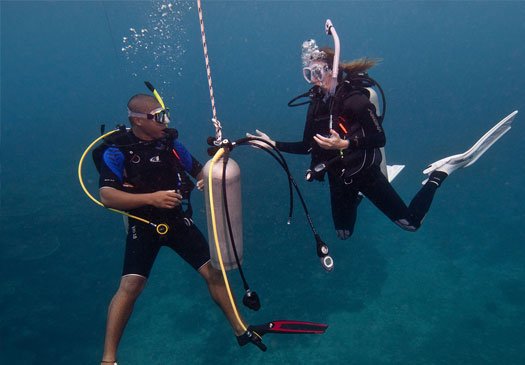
[77,129,169,235]
[207,148,249,333]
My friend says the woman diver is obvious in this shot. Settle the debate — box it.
[247,39,512,241]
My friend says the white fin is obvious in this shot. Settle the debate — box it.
[423,110,517,180]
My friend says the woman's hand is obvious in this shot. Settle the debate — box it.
[314,129,349,150]
[195,171,204,191]
[246,129,276,148]
[196,179,204,191]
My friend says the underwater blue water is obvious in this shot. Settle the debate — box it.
[1,1,525,364]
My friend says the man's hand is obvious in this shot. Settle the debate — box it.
[313,129,349,150]
[149,190,182,209]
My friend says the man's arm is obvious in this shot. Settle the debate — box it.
[99,187,182,210]
[98,146,183,210]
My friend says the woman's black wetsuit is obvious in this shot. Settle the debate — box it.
[276,81,446,237]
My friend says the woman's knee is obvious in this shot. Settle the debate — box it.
[336,228,353,240]
[394,218,420,232]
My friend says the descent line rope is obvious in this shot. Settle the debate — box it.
[197,0,222,143]
[196,0,248,334]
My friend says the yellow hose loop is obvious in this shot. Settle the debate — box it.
[208,148,247,332]
[78,129,120,207]
[78,128,169,234]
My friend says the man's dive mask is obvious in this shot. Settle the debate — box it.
[128,107,171,125]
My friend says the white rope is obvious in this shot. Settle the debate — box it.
[197,0,222,143]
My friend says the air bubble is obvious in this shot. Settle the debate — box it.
[121,1,192,83]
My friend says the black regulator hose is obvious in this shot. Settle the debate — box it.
[236,137,294,223]
[211,138,294,223]
[236,137,334,272]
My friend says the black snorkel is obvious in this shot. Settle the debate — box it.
[287,91,312,107]
[287,85,324,107]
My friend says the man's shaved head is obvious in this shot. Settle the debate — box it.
[127,94,161,113]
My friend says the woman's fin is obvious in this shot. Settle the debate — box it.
[422,110,517,180]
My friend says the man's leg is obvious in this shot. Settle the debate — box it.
[198,262,246,336]
[101,274,146,365]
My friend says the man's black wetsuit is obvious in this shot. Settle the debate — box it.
[98,129,210,277]
[276,81,446,237]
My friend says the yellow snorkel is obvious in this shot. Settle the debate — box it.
[145,81,166,109]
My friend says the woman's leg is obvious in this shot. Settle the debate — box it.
[328,173,360,240]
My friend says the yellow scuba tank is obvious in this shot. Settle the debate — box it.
[203,156,243,270]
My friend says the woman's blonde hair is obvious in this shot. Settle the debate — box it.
[320,47,381,77]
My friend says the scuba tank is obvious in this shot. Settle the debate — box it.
[203,156,243,270]
[366,86,388,178]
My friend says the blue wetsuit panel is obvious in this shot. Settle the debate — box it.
[102,147,125,183]
[172,140,193,173]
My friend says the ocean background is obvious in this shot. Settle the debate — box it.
[1,1,525,364]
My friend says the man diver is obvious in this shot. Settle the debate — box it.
[97,91,248,364]
[247,38,516,241]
